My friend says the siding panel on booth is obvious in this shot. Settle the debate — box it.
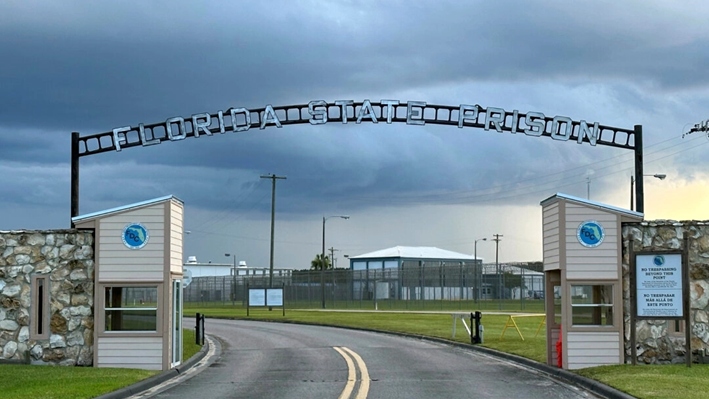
[100,271,164,281]
[544,254,560,267]
[550,327,561,367]
[564,204,619,280]
[97,337,163,370]
[98,257,165,265]
[567,331,620,369]
[98,204,166,282]
[169,201,184,275]
[100,237,164,247]
[543,202,560,271]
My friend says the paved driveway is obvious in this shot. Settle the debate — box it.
[136,319,602,399]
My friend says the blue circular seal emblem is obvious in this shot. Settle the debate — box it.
[577,220,604,248]
[122,223,149,249]
[653,255,665,266]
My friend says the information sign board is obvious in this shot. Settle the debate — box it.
[636,254,683,317]
[248,288,284,307]
[266,289,284,307]
[249,289,266,307]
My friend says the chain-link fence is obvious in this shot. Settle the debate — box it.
[184,263,545,312]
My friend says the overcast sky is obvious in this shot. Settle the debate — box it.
[2,1,709,269]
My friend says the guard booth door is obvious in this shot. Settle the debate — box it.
[171,279,183,368]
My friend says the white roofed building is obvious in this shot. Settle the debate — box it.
[347,246,484,301]
[349,246,482,263]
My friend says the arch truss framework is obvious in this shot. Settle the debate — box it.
[70,100,644,222]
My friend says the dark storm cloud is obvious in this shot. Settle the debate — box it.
[1,0,708,225]
[7,0,709,268]
[2,1,708,134]
[0,130,67,163]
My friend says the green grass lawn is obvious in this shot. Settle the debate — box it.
[0,362,158,399]
[575,364,709,399]
[183,328,202,361]
[0,328,204,399]
[189,298,547,313]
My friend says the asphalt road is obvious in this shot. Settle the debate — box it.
[144,319,600,399]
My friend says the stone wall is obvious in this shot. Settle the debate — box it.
[623,220,709,364]
[0,230,94,365]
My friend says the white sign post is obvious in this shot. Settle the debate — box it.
[636,254,683,318]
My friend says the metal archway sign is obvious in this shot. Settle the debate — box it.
[70,99,645,222]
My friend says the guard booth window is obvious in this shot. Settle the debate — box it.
[104,286,158,332]
[570,284,613,326]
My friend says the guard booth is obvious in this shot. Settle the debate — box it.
[541,193,642,369]
[72,195,185,371]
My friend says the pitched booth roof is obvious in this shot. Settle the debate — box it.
[349,246,475,261]
[540,192,643,219]
[71,195,183,223]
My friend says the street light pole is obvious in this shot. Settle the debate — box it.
[321,215,349,309]
[492,234,503,307]
[474,238,487,302]
[474,238,487,265]
[225,253,236,306]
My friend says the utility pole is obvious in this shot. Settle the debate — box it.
[492,234,503,305]
[329,247,339,268]
[260,173,286,290]
[322,215,349,308]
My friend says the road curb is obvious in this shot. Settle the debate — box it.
[436,338,637,399]
[95,338,211,399]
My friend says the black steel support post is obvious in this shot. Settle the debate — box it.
[70,132,80,226]
[634,125,644,213]
[195,313,205,345]
[195,312,201,345]
[472,311,482,344]
[201,315,205,345]
[684,236,691,367]
[282,282,286,317]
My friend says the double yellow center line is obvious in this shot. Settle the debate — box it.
[333,346,370,399]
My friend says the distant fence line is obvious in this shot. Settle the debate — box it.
[184,264,545,310]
